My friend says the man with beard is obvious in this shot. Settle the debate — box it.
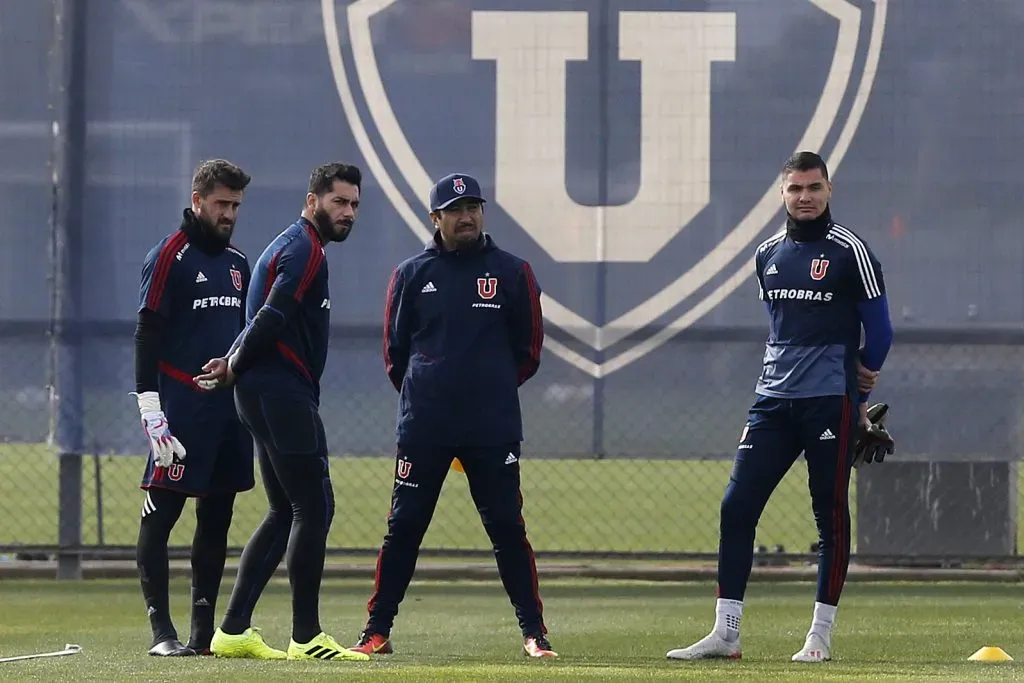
[349,172,553,659]
[666,151,894,664]
[193,162,369,663]
[133,158,254,656]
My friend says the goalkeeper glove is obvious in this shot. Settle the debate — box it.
[132,391,186,468]
[852,402,894,468]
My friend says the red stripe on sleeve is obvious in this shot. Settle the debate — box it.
[262,252,279,304]
[145,232,188,311]
[518,262,543,383]
[294,227,325,301]
[382,268,400,380]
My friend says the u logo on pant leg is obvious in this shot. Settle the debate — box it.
[397,459,412,479]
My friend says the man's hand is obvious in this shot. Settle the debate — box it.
[133,391,186,468]
[194,355,237,390]
[857,360,879,394]
[858,401,871,430]
[852,402,894,468]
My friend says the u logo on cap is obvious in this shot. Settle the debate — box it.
[453,177,466,194]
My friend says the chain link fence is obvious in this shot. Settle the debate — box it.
[2,0,1023,571]
[4,329,1022,561]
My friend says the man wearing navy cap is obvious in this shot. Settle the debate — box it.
[349,172,555,659]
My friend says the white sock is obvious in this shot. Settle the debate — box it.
[714,598,743,642]
[809,601,836,641]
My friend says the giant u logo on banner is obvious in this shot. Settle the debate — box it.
[323,0,888,378]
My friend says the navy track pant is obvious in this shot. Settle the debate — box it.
[717,394,857,606]
[365,443,545,636]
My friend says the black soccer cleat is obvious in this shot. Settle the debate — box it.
[148,638,197,656]
[185,639,212,656]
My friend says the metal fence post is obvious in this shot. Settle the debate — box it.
[590,0,612,459]
[49,0,87,580]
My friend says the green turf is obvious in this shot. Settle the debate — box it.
[0,444,826,554]
[0,578,1021,681]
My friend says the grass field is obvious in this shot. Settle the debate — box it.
[1,578,1022,681]
[0,444,829,554]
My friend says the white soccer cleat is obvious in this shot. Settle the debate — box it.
[666,631,741,660]
[791,632,831,663]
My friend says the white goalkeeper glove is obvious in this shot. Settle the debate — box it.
[132,391,186,468]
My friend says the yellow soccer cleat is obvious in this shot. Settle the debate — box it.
[210,627,287,660]
[288,632,371,662]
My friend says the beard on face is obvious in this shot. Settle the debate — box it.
[196,210,234,246]
[314,206,352,243]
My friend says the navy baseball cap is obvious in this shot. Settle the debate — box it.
[429,173,487,211]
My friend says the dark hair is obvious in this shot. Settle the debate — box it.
[191,159,251,196]
[783,151,829,181]
[308,162,362,196]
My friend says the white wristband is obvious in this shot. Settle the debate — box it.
[134,391,162,415]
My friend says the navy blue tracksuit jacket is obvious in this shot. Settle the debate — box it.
[754,220,887,400]
[383,232,544,446]
[240,217,331,403]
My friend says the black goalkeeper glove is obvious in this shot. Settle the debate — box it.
[852,402,894,468]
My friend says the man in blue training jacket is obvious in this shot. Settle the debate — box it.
[193,162,369,664]
[348,172,555,659]
[667,151,894,664]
